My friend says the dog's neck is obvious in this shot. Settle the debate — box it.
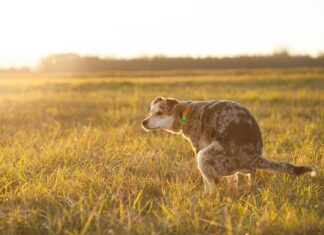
[176,101,206,152]
[175,101,193,132]
[180,106,190,125]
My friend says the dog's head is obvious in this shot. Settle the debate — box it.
[142,96,181,133]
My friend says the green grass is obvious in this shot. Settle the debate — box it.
[0,69,323,234]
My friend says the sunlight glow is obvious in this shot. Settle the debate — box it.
[0,0,323,67]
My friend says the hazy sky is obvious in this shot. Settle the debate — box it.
[0,0,323,68]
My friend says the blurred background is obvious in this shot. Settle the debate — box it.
[0,0,323,73]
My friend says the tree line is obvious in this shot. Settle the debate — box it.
[37,53,324,73]
[1,52,324,74]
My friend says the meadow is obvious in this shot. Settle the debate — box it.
[0,69,323,234]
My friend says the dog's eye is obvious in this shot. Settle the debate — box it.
[156,111,163,116]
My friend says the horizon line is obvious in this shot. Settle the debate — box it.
[1,50,324,70]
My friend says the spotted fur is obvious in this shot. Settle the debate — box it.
[142,97,316,194]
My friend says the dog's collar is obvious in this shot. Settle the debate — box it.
[181,107,190,125]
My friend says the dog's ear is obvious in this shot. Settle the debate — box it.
[151,96,164,108]
[165,98,180,114]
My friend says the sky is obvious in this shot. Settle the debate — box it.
[0,0,323,68]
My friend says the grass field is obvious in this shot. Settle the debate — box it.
[0,69,323,234]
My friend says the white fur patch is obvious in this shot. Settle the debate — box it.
[146,115,175,130]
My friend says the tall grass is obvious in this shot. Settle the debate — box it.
[0,69,323,234]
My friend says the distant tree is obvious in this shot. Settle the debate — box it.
[36,52,324,73]
[38,53,82,72]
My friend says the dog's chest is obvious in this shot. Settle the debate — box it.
[191,136,210,152]
[198,137,210,150]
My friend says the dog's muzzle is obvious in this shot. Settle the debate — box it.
[142,119,159,131]
[142,119,149,128]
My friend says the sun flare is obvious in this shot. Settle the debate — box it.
[0,0,323,68]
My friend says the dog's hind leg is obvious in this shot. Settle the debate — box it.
[197,158,219,195]
[197,141,225,195]
[227,173,239,188]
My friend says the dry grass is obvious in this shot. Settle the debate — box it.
[0,69,323,234]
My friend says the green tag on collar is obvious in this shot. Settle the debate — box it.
[181,107,190,125]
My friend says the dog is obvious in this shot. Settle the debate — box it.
[142,97,316,194]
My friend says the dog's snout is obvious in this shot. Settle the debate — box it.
[142,119,148,127]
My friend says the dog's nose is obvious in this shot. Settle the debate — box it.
[142,120,148,127]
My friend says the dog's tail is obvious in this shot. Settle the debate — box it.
[256,157,316,176]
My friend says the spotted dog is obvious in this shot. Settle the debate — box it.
[142,97,316,194]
